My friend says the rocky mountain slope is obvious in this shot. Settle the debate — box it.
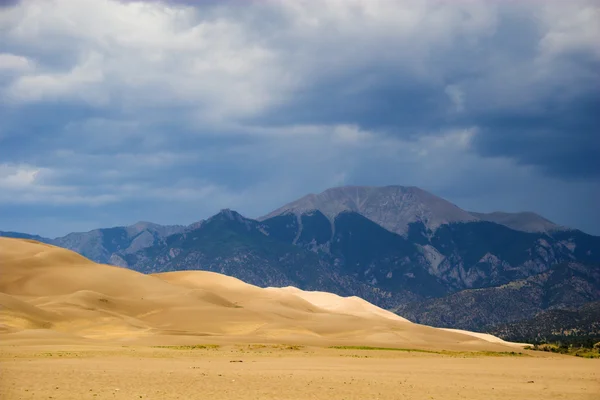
[396,262,600,331]
[261,209,600,291]
[489,300,600,345]
[262,210,449,297]
[121,210,413,308]
[117,208,600,316]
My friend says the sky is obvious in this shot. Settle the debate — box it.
[0,0,599,237]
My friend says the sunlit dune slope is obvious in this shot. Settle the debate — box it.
[0,238,521,349]
[268,286,410,322]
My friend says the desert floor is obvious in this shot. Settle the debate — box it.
[1,344,599,400]
[2,238,599,399]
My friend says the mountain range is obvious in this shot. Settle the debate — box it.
[2,185,599,340]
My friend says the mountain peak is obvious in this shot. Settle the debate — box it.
[208,209,247,223]
[260,185,477,235]
[126,221,186,237]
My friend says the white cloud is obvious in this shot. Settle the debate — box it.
[0,163,118,205]
[0,53,32,71]
[0,156,235,207]
[0,164,42,189]
[1,0,291,120]
[538,2,600,61]
[5,52,106,104]
[332,125,373,144]
[444,84,465,112]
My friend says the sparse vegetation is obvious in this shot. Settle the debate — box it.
[151,344,220,350]
[281,344,303,350]
[470,351,526,357]
[237,344,304,351]
[36,352,83,358]
[329,345,438,353]
[524,343,600,359]
[328,346,527,357]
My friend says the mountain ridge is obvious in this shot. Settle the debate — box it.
[2,221,188,265]
[260,185,478,236]
[261,185,569,236]
[2,185,598,338]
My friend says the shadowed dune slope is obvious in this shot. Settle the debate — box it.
[0,238,521,350]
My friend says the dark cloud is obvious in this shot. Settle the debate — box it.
[472,91,600,179]
[0,0,598,236]
[232,2,600,180]
[249,66,448,134]
[0,0,19,8]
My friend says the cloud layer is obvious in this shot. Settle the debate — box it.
[0,0,598,236]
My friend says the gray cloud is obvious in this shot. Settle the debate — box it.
[0,0,598,236]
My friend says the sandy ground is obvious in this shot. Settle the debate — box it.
[1,238,598,399]
[1,345,598,400]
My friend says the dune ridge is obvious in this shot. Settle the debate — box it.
[0,238,522,350]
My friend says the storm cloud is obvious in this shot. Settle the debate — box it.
[0,0,598,236]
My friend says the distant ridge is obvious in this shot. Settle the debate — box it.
[469,211,563,234]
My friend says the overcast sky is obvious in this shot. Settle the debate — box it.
[0,0,598,237]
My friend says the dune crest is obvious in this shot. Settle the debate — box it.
[0,238,521,350]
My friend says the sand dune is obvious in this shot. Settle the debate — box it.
[0,238,522,350]
[269,286,410,322]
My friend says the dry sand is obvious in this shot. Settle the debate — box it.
[1,238,598,399]
[1,345,598,400]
